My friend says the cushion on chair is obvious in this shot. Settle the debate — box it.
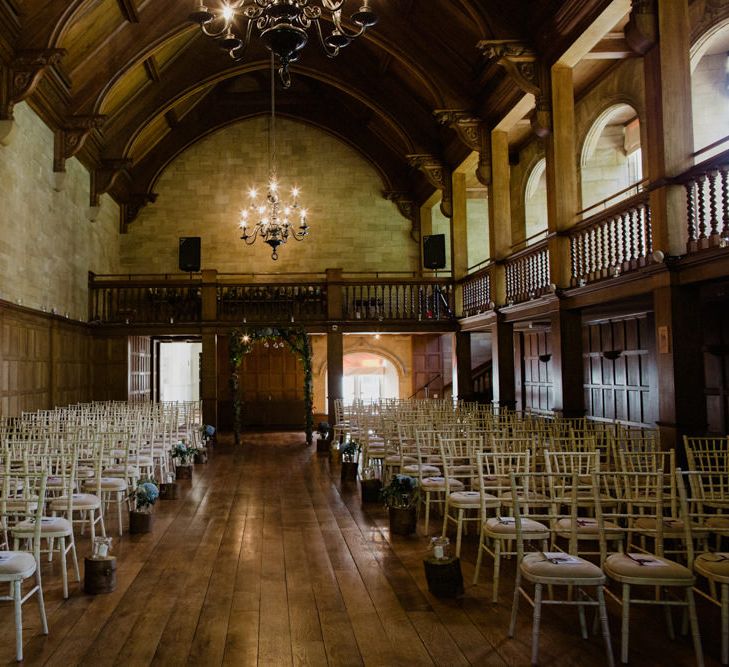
[604,553,694,584]
[555,517,623,535]
[13,516,73,536]
[694,553,729,583]
[448,490,489,507]
[421,477,463,491]
[706,516,729,531]
[484,516,549,537]
[634,517,707,537]
[521,551,605,583]
[402,464,440,475]
[0,552,36,580]
[87,477,128,491]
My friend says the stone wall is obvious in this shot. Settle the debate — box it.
[121,117,418,275]
[0,103,120,321]
[692,52,729,155]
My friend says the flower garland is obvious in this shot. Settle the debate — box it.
[229,326,314,445]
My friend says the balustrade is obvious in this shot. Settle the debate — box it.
[217,283,326,323]
[570,194,652,286]
[504,242,550,304]
[460,267,492,317]
[681,149,729,253]
[89,282,201,324]
[342,281,454,321]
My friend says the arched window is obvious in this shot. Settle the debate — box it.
[690,21,729,159]
[343,352,399,403]
[524,158,548,244]
[580,104,643,213]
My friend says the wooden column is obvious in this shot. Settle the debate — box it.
[327,329,344,427]
[550,308,584,418]
[326,268,343,321]
[453,331,473,401]
[201,331,218,429]
[451,172,468,280]
[488,130,512,306]
[641,0,694,255]
[491,316,516,409]
[201,269,218,321]
[545,65,578,288]
[653,285,706,451]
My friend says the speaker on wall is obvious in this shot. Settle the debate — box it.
[423,234,446,269]
[179,237,201,272]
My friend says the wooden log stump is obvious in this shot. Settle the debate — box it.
[176,465,193,480]
[129,510,153,534]
[360,478,382,504]
[423,557,464,598]
[84,556,117,594]
[340,461,358,482]
[194,449,208,464]
[159,482,178,500]
[388,506,417,536]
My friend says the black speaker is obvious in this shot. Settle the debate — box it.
[423,234,446,269]
[179,237,201,272]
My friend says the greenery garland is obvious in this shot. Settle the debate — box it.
[229,326,314,445]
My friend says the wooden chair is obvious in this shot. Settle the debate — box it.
[677,469,729,664]
[507,471,614,666]
[594,469,704,665]
[0,470,49,662]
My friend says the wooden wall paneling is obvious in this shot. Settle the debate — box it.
[521,329,553,414]
[411,334,445,398]
[128,335,152,401]
[582,314,657,427]
[701,288,729,435]
[91,335,129,402]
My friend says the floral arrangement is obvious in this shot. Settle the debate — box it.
[316,422,331,440]
[171,441,198,465]
[380,474,420,509]
[340,440,361,462]
[132,478,159,512]
[201,424,215,444]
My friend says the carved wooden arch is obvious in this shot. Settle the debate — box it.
[112,62,419,160]
[48,0,106,47]
[138,112,400,200]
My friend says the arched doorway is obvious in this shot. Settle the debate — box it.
[343,352,400,403]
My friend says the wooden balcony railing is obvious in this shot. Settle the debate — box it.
[341,280,454,321]
[505,241,550,304]
[679,143,729,254]
[460,265,492,317]
[217,283,327,323]
[569,192,652,286]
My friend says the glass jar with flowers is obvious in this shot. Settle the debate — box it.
[380,474,420,536]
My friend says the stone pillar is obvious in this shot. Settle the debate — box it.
[641,0,694,255]
[488,130,512,306]
[201,331,218,429]
[545,65,578,288]
[451,172,469,280]
[491,315,516,409]
[326,329,344,428]
[653,285,706,451]
[453,331,473,401]
[550,308,584,418]
[419,204,434,275]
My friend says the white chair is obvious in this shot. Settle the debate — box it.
[1,470,49,661]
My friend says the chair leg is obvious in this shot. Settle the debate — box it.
[117,494,124,536]
[597,586,615,667]
[531,583,543,665]
[70,538,80,583]
[722,583,728,666]
[455,510,464,558]
[508,568,521,638]
[35,569,48,635]
[686,588,704,667]
[473,530,484,585]
[492,541,502,603]
[13,579,23,662]
[59,537,69,599]
[424,492,431,535]
[620,583,631,664]
[577,589,588,640]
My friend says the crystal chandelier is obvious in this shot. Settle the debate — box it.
[238,55,309,260]
[190,1,378,87]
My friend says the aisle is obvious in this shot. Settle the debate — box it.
[0,433,720,665]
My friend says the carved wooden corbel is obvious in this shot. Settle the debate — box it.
[477,40,551,138]
[433,110,482,152]
[0,49,65,121]
[407,154,453,218]
[122,192,158,231]
[54,115,106,172]
[90,158,133,207]
[625,0,657,56]
[384,190,419,243]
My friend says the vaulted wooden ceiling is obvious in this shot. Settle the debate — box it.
[0,0,622,226]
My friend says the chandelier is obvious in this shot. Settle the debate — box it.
[190,1,378,87]
[238,55,309,260]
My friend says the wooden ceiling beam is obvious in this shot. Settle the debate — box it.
[143,56,160,83]
[116,0,139,24]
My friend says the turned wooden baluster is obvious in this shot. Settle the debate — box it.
[645,204,654,257]
[635,205,645,264]
[708,170,720,244]
[697,174,707,245]
[570,235,578,285]
[721,166,729,244]
[619,211,630,269]
[607,216,616,271]
[685,181,697,252]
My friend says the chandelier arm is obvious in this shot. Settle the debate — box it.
[199,15,231,38]
[331,10,368,40]
[313,19,340,58]
[241,226,260,245]
[321,0,346,10]
[228,19,255,61]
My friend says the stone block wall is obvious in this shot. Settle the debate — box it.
[121,117,418,275]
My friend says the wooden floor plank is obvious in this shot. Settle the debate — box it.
[0,432,722,667]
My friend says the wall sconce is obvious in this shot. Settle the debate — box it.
[603,350,623,360]
[538,353,552,363]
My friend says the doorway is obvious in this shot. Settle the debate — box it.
[159,341,202,402]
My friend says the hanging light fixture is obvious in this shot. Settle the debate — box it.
[190,1,378,88]
[238,54,309,260]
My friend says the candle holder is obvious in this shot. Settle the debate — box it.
[92,536,112,560]
[430,536,450,561]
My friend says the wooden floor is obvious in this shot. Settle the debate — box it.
[1,432,723,666]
